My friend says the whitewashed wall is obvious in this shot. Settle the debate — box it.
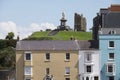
[79,50,100,80]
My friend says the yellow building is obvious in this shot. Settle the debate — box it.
[16,40,79,80]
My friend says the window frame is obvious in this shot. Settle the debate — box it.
[86,77,89,80]
[86,65,92,73]
[85,53,92,62]
[106,63,115,75]
[65,78,70,80]
[108,41,114,49]
[46,53,50,60]
[109,30,116,34]
[24,66,32,75]
[65,67,70,75]
[107,65,113,73]
[109,76,114,80]
[46,68,50,75]
[24,52,32,61]
[94,76,99,80]
[108,53,114,60]
[66,53,70,60]
[25,78,32,80]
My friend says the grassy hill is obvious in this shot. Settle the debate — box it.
[26,31,92,40]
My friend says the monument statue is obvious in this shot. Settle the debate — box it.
[57,12,71,31]
[62,12,65,19]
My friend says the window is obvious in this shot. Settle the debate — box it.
[106,63,115,74]
[25,52,32,61]
[46,68,50,75]
[65,67,70,74]
[66,53,70,60]
[109,41,114,48]
[109,76,114,80]
[86,77,89,80]
[109,30,116,34]
[82,77,84,80]
[108,65,113,73]
[26,78,31,80]
[86,65,92,73]
[65,78,70,80]
[109,53,114,60]
[24,66,32,75]
[94,76,99,80]
[86,53,92,62]
[46,53,50,60]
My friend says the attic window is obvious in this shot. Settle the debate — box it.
[108,30,116,34]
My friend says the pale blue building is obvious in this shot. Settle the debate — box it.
[99,28,120,80]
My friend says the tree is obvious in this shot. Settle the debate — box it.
[5,32,14,40]
[0,47,15,68]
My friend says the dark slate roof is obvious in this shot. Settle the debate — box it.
[104,12,120,28]
[77,40,99,50]
[16,40,79,51]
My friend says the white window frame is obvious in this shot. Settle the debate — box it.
[108,41,114,49]
[106,63,115,75]
[94,76,99,80]
[25,78,32,80]
[46,53,50,61]
[24,66,32,75]
[85,65,92,73]
[108,53,114,60]
[65,67,70,75]
[24,52,32,61]
[86,77,89,80]
[66,53,70,60]
[85,53,92,62]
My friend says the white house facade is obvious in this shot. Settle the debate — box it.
[79,50,100,80]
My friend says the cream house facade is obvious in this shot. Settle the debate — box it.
[16,40,79,80]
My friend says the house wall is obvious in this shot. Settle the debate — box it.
[16,51,24,80]
[99,34,120,80]
[16,50,78,80]
[79,50,100,80]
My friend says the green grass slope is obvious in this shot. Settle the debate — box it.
[27,31,92,40]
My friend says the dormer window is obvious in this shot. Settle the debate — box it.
[109,30,116,34]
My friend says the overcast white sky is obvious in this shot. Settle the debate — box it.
[0,0,120,39]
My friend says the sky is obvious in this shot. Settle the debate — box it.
[0,0,120,39]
